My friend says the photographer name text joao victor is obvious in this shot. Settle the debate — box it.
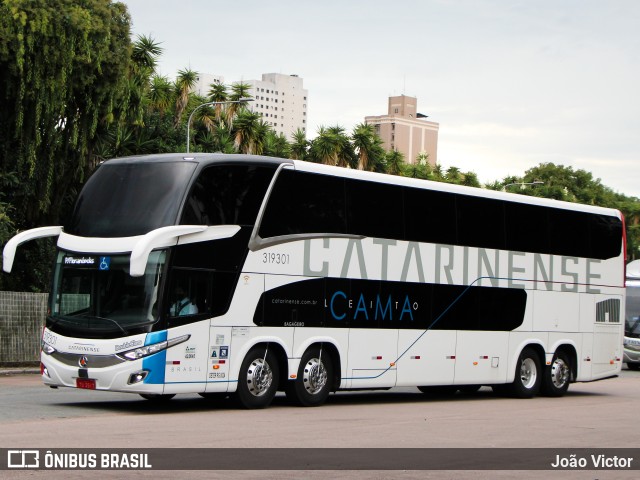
[551,453,633,469]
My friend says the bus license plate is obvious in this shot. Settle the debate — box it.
[76,378,96,390]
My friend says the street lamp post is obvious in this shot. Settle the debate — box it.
[186,98,253,153]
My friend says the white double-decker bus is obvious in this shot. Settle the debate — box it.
[3,153,626,408]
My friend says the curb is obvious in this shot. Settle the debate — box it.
[0,368,40,376]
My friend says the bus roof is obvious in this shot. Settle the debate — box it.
[100,153,620,220]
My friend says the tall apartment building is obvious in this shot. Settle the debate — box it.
[193,73,225,98]
[243,73,308,141]
[365,95,439,166]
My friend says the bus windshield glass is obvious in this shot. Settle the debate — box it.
[67,161,197,237]
[48,251,166,338]
[626,281,640,339]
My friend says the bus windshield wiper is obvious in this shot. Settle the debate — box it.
[74,314,128,336]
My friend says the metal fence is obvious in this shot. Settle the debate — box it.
[0,291,47,365]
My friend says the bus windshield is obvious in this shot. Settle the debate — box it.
[48,251,166,338]
[626,281,640,339]
[67,161,197,237]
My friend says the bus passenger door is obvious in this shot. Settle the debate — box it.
[163,321,210,393]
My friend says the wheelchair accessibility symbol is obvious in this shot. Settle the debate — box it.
[99,257,111,271]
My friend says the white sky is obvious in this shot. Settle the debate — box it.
[122,0,640,197]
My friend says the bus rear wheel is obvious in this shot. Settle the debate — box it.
[541,350,571,397]
[286,347,333,407]
[234,347,279,409]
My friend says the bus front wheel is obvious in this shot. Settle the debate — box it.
[286,347,333,407]
[235,347,279,409]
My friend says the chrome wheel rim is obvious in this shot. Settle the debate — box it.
[303,357,327,395]
[520,357,537,389]
[550,357,570,389]
[246,358,273,397]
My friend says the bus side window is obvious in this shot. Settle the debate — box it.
[168,269,211,319]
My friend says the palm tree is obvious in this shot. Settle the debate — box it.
[264,131,291,158]
[131,35,163,73]
[290,128,308,160]
[351,123,382,170]
[309,127,338,165]
[461,171,481,187]
[232,109,261,154]
[174,68,198,128]
[385,149,404,176]
[445,166,462,184]
[208,82,228,123]
[327,125,356,168]
[416,151,430,166]
[210,124,235,153]
[227,82,253,125]
[148,75,173,113]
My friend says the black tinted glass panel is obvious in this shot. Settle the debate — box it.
[404,188,457,245]
[68,162,197,237]
[456,195,506,250]
[505,202,550,254]
[346,179,403,239]
[259,170,347,237]
[181,165,276,226]
[589,214,622,259]
[549,209,590,258]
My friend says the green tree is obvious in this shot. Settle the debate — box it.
[0,0,133,290]
[173,68,198,128]
[0,0,132,223]
[264,131,291,158]
[309,126,355,167]
[290,128,308,160]
[232,109,262,154]
[227,82,252,124]
[208,82,228,123]
[385,149,405,176]
[352,123,384,171]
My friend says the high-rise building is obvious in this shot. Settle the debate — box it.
[365,95,439,166]
[193,73,225,98]
[242,73,308,141]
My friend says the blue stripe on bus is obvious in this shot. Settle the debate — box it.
[142,330,168,384]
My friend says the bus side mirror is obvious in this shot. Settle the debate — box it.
[2,226,63,273]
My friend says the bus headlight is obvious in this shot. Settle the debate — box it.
[42,342,56,355]
[118,334,190,361]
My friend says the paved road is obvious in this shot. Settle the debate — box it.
[1,368,639,479]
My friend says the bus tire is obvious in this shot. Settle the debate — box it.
[541,350,571,397]
[235,347,279,409]
[286,347,333,407]
[627,363,640,371]
[139,393,175,401]
[505,347,541,398]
